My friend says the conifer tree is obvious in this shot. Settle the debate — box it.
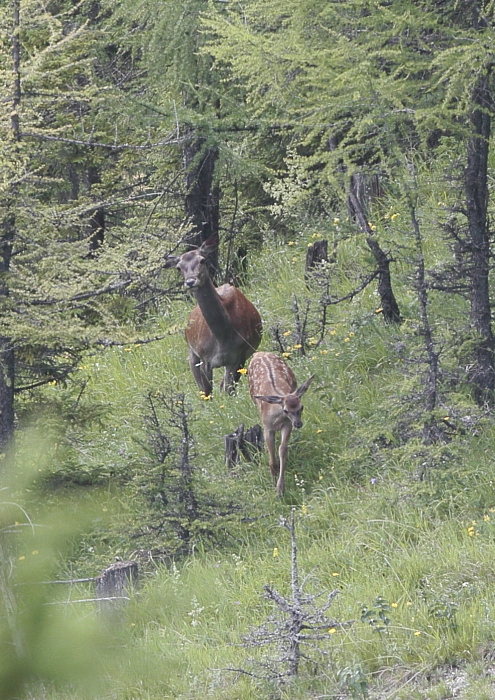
[0,0,175,448]
[204,0,495,405]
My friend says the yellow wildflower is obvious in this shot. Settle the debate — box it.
[328,628,336,634]
[282,331,291,336]
[391,602,398,608]
[273,547,279,558]
[288,241,294,246]
[238,368,247,375]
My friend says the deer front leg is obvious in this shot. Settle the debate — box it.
[263,429,279,487]
[276,424,292,498]
[188,350,213,396]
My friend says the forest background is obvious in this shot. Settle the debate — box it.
[2,1,495,698]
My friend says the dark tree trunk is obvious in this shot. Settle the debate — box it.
[86,165,105,254]
[0,0,20,450]
[465,71,494,406]
[183,135,219,274]
[347,173,402,324]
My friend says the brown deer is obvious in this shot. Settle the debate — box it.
[165,234,262,395]
[248,351,314,497]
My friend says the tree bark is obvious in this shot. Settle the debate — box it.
[183,134,219,274]
[0,0,20,450]
[465,70,494,406]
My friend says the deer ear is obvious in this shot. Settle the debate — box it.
[253,394,284,405]
[198,233,219,258]
[295,375,314,397]
[164,255,180,268]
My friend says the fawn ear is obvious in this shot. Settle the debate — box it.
[198,233,219,258]
[295,375,314,397]
[164,255,180,268]
[253,395,284,405]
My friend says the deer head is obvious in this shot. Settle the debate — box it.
[253,375,314,429]
[164,234,218,289]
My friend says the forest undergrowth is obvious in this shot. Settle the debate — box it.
[3,241,495,700]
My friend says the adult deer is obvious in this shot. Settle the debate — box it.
[165,234,262,395]
[248,351,314,497]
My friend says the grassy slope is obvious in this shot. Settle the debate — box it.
[11,235,495,699]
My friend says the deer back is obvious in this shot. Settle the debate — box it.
[248,352,297,399]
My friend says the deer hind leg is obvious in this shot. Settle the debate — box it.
[188,350,213,396]
[276,424,292,498]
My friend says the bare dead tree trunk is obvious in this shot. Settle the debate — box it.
[347,173,401,324]
[465,70,495,406]
[409,203,442,443]
[242,510,342,684]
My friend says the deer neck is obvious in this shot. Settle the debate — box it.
[192,277,233,341]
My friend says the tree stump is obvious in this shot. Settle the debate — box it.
[305,240,329,286]
[241,424,264,460]
[224,424,263,468]
[94,560,138,617]
[224,423,245,469]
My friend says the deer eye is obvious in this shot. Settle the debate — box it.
[199,258,206,265]
[283,409,289,414]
